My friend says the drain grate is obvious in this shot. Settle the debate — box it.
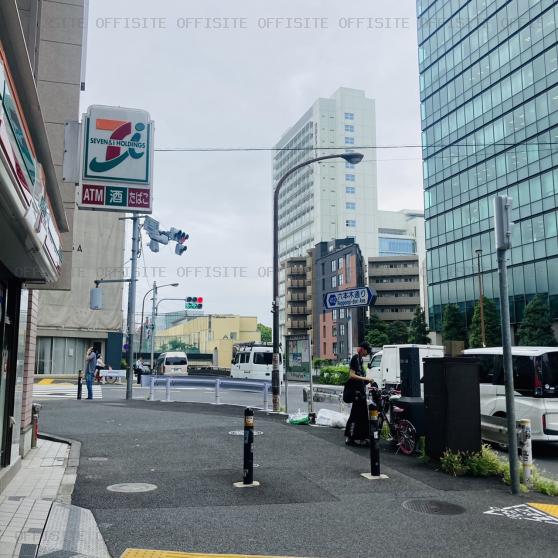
[88,457,108,462]
[107,483,157,493]
[402,499,466,516]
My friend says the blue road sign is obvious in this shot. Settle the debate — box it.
[323,287,377,310]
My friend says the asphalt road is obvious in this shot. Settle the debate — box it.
[101,383,558,480]
[39,396,558,558]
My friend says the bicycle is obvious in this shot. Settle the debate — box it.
[369,386,417,456]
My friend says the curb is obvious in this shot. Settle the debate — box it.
[39,433,81,504]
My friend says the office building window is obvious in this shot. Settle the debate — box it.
[346,186,356,194]
[345,162,355,169]
[346,220,356,227]
[323,342,326,354]
[340,308,346,319]
[345,174,355,181]
[338,257,344,269]
[344,112,354,120]
[331,259,337,272]
[333,309,338,320]
[331,275,337,288]
[338,273,344,286]
[346,202,356,210]
[333,342,337,354]
[332,326,337,337]
[340,324,346,336]
[345,137,354,145]
[323,325,326,337]
[344,124,354,132]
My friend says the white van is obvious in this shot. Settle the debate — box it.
[463,347,558,442]
[367,344,445,387]
[230,344,284,382]
[156,351,188,375]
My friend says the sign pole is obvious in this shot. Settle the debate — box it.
[125,213,140,400]
[494,195,520,494]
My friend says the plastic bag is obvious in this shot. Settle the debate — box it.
[288,409,310,425]
[316,408,348,429]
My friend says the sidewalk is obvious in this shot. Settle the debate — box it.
[0,437,109,558]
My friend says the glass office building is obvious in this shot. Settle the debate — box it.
[418,0,558,336]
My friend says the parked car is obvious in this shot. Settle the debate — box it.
[230,343,283,382]
[156,351,188,375]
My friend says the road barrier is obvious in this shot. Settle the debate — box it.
[481,415,533,482]
[243,408,254,485]
[77,370,83,400]
[147,375,271,409]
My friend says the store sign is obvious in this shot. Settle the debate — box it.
[0,56,61,271]
[78,105,154,213]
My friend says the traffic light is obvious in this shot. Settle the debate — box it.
[186,296,203,310]
[170,228,189,244]
[175,244,187,256]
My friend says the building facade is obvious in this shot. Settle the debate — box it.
[418,0,558,338]
[284,256,312,338]
[368,256,421,322]
[312,239,366,361]
[155,315,261,369]
[0,0,81,480]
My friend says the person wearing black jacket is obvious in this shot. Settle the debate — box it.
[344,341,373,446]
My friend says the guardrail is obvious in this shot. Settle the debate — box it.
[147,375,272,410]
[481,415,533,482]
[302,385,343,403]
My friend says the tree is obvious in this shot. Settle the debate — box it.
[408,306,430,344]
[518,295,557,346]
[441,304,467,342]
[365,313,389,348]
[468,297,501,348]
[387,321,410,344]
[257,323,272,342]
[159,339,196,353]
[366,329,389,348]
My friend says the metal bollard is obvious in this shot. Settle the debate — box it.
[149,375,155,401]
[243,408,255,485]
[215,378,221,405]
[77,370,83,400]
[518,419,532,484]
[368,401,381,477]
[31,403,41,448]
[164,377,172,402]
[263,383,268,412]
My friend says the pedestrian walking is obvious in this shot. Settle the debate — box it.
[95,353,106,384]
[344,341,373,447]
[85,347,97,400]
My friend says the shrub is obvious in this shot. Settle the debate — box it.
[531,469,558,497]
[316,365,349,385]
[440,450,468,476]
[466,445,505,477]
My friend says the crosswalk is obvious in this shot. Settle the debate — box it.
[32,383,103,400]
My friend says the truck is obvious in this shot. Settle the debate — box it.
[367,344,445,387]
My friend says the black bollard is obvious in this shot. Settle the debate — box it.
[243,408,254,485]
[77,370,83,400]
[368,401,381,477]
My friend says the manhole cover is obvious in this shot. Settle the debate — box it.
[402,499,465,516]
[228,430,263,436]
[106,483,157,493]
[88,457,108,462]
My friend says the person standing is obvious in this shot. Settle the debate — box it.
[95,353,106,384]
[344,341,373,446]
[85,347,97,400]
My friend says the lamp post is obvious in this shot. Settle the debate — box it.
[272,152,364,411]
[137,282,178,370]
[475,249,486,347]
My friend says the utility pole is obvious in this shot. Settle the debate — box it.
[150,281,157,371]
[125,214,140,400]
[475,249,486,347]
[494,195,519,494]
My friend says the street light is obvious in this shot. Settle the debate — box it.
[137,282,179,368]
[475,249,486,347]
[272,152,364,411]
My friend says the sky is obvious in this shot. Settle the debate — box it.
[81,0,424,327]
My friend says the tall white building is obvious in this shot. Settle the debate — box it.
[274,87,379,264]
[273,88,426,340]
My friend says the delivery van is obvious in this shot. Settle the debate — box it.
[367,344,444,387]
[156,351,188,375]
[230,343,284,382]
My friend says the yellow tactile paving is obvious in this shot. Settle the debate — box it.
[121,551,310,558]
[38,378,55,384]
[528,503,558,519]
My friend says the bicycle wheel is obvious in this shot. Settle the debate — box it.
[106,375,118,384]
[396,419,417,455]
